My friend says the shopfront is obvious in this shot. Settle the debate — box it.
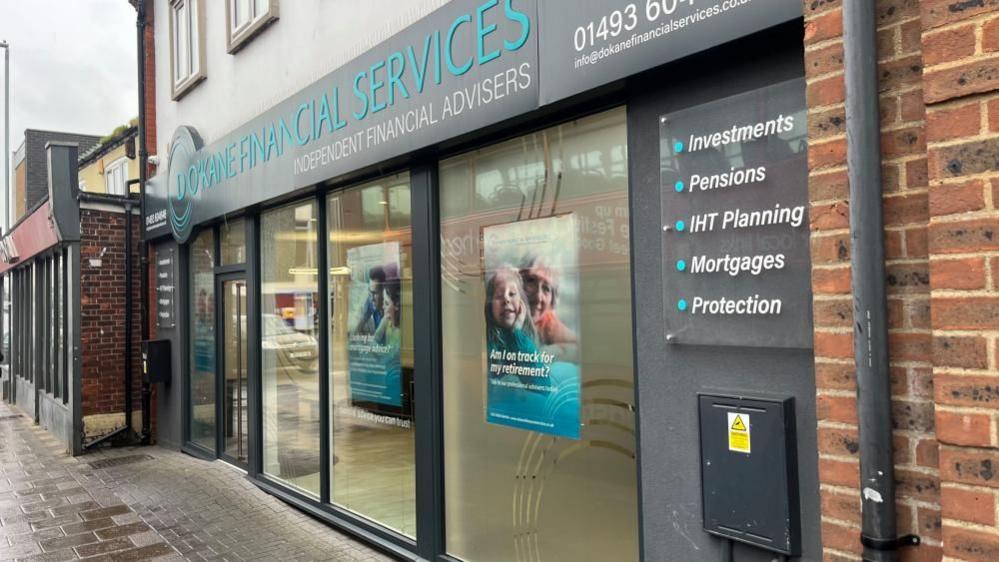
[146,2,818,560]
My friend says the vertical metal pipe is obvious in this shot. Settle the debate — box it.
[3,41,8,231]
[2,42,8,374]
[843,2,897,561]
[135,0,152,443]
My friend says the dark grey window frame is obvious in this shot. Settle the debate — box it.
[173,94,644,562]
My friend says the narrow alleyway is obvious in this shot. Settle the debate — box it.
[0,402,394,562]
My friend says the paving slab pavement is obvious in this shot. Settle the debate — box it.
[0,402,395,562]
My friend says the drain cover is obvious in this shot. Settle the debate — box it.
[88,454,154,469]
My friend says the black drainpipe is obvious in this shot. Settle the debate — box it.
[135,0,152,444]
[842,2,918,560]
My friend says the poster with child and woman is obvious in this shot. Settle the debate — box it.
[482,214,581,440]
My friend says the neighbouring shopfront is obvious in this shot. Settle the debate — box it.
[1,142,144,456]
[145,1,817,560]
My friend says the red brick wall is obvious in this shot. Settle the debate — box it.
[805,1,942,560]
[79,208,142,420]
[143,2,156,171]
[805,1,999,560]
[921,2,999,560]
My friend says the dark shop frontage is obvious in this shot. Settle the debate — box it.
[144,1,819,560]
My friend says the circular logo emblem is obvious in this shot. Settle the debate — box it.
[166,126,202,244]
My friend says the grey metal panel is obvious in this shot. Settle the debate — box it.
[37,393,72,453]
[33,259,41,421]
[628,28,820,561]
[15,377,35,419]
[152,239,185,450]
[69,243,83,456]
[45,142,82,242]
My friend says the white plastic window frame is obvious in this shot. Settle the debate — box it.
[170,0,206,100]
[226,0,279,54]
[104,157,128,196]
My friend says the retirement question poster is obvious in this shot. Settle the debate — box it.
[482,214,581,439]
[347,241,402,407]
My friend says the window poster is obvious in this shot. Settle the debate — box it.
[347,241,403,407]
[482,214,581,440]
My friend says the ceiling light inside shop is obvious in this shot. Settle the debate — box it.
[288,267,318,276]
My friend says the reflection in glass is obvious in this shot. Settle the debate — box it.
[189,230,216,451]
[261,201,321,495]
[440,108,638,561]
[223,279,248,463]
[327,174,415,537]
[220,217,247,266]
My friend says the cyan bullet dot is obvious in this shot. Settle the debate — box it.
[675,220,685,232]
[676,259,686,271]
[674,141,684,153]
[678,299,688,312]
[675,181,684,193]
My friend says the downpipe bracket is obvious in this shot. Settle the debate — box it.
[860,534,920,552]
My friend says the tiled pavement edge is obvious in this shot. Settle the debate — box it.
[0,402,394,562]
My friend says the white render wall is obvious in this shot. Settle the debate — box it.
[153,0,449,159]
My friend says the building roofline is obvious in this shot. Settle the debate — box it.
[79,126,139,167]
[22,127,102,138]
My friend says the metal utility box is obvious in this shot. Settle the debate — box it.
[698,394,800,555]
[142,339,172,385]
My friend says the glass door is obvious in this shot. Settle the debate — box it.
[221,276,249,466]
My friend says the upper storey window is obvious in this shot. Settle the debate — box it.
[226,0,279,53]
[170,0,206,100]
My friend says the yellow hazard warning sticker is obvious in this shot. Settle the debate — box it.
[728,412,751,454]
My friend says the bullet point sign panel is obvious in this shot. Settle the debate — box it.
[156,247,176,329]
[660,78,812,349]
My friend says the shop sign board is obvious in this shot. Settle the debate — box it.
[147,0,539,242]
[0,202,61,276]
[145,0,805,243]
[538,0,801,104]
[659,78,811,349]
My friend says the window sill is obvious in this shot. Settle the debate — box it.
[227,13,278,54]
[171,72,207,101]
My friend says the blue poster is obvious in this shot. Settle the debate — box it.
[347,242,402,407]
[483,215,581,440]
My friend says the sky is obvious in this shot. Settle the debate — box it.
[0,0,138,226]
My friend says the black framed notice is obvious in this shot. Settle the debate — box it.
[659,77,811,349]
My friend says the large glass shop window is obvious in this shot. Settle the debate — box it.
[261,201,321,495]
[190,231,217,452]
[439,107,639,561]
[327,173,415,536]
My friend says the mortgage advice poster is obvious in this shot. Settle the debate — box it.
[347,242,402,407]
[482,214,581,439]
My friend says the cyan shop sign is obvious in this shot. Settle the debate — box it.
[538,0,802,104]
[150,0,538,243]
